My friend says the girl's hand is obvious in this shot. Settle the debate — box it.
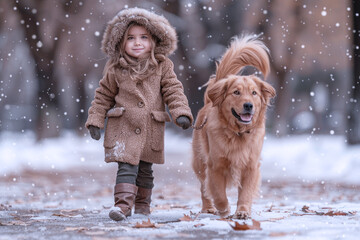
[89,125,101,140]
[176,116,191,130]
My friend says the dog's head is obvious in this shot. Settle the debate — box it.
[207,74,275,129]
[203,34,276,132]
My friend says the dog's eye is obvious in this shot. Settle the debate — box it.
[252,91,257,95]
[233,90,240,95]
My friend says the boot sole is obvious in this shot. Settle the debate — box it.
[109,210,126,221]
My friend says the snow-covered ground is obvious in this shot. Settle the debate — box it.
[1,130,360,185]
[1,130,360,239]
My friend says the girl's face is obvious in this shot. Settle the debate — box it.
[124,25,152,58]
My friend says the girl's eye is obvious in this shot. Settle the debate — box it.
[141,35,148,39]
[252,91,257,95]
[234,90,240,95]
[127,36,134,40]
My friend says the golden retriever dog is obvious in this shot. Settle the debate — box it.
[192,35,276,219]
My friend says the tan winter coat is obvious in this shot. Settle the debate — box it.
[85,8,193,165]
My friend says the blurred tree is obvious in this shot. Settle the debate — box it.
[13,0,84,140]
[347,0,360,144]
[252,0,304,135]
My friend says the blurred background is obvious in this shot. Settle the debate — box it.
[1,3,360,238]
[0,0,359,145]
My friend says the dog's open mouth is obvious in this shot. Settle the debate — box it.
[231,108,253,124]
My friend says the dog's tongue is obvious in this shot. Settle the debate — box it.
[240,114,252,122]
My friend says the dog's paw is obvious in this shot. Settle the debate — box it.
[216,206,231,218]
[201,207,217,214]
[234,210,250,220]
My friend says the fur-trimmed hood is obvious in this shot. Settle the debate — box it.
[101,7,178,59]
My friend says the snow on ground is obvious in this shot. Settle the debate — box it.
[1,130,360,185]
[1,130,360,239]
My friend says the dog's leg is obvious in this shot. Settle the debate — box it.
[192,146,216,214]
[234,166,260,219]
[200,182,217,214]
[207,165,230,217]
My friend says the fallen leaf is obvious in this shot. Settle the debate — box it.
[179,212,200,222]
[317,210,354,216]
[194,223,205,228]
[321,207,333,209]
[179,214,193,221]
[301,205,315,213]
[52,208,84,218]
[61,208,85,214]
[230,219,262,231]
[134,219,156,228]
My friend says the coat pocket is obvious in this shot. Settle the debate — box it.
[150,111,171,151]
[104,107,125,148]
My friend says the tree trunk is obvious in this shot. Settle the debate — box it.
[14,0,62,140]
[347,0,360,145]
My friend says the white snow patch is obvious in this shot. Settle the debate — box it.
[1,131,360,185]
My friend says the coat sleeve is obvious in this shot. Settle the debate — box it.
[85,71,118,129]
[160,58,194,126]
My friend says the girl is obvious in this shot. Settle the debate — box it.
[85,8,193,221]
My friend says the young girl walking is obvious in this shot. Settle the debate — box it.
[85,8,193,221]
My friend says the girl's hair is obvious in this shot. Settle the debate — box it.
[104,22,161,81]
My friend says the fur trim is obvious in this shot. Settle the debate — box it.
[101,8,177,58]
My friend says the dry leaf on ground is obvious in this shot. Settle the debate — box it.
[301,205,315,213]
[194,223,205,228]
[230,219,262,231]
[134,219,156,228]
[53,209,84,218]
[317,210,355,216]
[179,212,200,222]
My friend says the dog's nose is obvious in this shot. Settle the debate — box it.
[243,102,253,112]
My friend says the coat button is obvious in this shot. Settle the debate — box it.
[135,128,141,134]
[137,101,144,108]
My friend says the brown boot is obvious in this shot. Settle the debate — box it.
[134,187,152,215]
[109,183,138,221]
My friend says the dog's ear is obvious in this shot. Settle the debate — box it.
[207,79,229,107]
[259,81,276,105]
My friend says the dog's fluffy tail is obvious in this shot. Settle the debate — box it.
[215,34,270,82]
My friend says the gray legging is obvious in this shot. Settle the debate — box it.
[116,160,154,189]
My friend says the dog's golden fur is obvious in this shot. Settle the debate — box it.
[192,35,276,219]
